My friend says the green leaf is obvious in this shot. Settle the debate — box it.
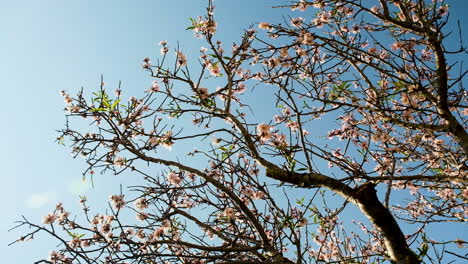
[66,230,74,238]
[419,242,429,257]
[296,197,305,205]
[430,168,444,174]
[90,108,108,112]
[111,99,121,110]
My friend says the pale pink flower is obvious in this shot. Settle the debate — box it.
[257,123,271,133]
[235,82,246,93]
[266,57,280,67]
[135,197,149,210]
[48,251,65,263]
[438,5,448,16]
[252,191,265,200]
[176,51,187,67]
[243,187,254,198]
[109,194,126,209]
[68,237,81,249]
[57,211,70,223]
[301,32,315,45]
[370,6,381,14]
[265,57,280,68]
[455,238,465,248]
[390,42,402,50]
[350,25,359,34]
[64,95,73,104]
[295,47,307,57]
[195,87,209,99]
[209,64,221,76]
[161,140,173,150]
[258,22,272,30]
[43,213,56,225]
[100,223,111,234]
[141,57,151,69]
[160,47,169,54]
[162,219,171,229]
[136,212,149,221]
[81,240,91,248]
[257,123,273,141]
[380,51,389,60]
[167,171,182,186]
[272,133,287,147]
[212,137,222,145]
[291,17,304,27]
[113,157,125,167]
[151,228,165,240]
[368,47,377,54]
[187,172,196,181]
[223,207,236,219]
[274,115,284,123]
[149,80,159,92]
[298,217,308,227]
[148,136,158,147]
[286,121,299,131]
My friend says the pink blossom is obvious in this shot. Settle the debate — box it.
[160,47,169,54]
[136,212,149,222]
[64,95,73,104]
[286,121,299,131]
[258,22,272,30]
[48,251,65,263]
[113,157,126,167]
[300,32,315,45]
[167,171,182,186]
[298,217,308,227]
[68,237,81,249]
[195,87,209,99]
[290,17,304,27]
[208,63,221,76]
[149,80,159,92]
[135,197,149,210]
[222,207,236,219]
[252,191,265,200]
[176,51,187,67]
[257,123,273,141]
[370,6,381,14]
[109,194,126,209]
[280,47,289,58]
[43,213,56,225]
[235,82,246,93]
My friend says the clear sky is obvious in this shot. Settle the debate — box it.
[1,0,467,262]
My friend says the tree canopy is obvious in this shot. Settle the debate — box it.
[13,1,467,264]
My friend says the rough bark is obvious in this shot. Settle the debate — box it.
[265,167,421,264]
[353,183,420,264]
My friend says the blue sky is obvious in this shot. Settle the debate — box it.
[1,0,467,262]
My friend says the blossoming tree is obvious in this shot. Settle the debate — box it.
[13,1,467,263]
